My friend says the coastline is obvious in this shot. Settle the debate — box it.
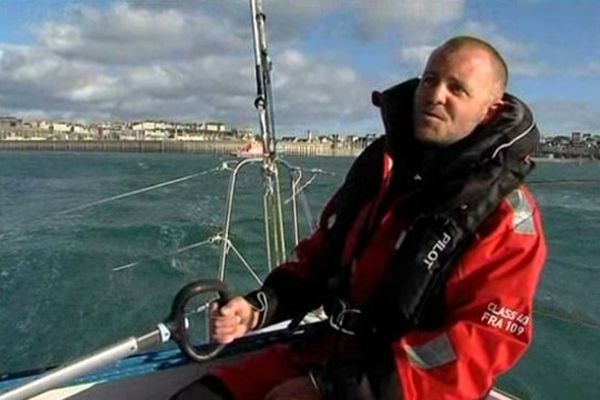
[0,139,366,157]
[531,156,597,163]
[0,140,595,161]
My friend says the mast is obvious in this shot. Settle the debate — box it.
[249,0,286,269]
[250,0,276,158]
[219,0,306,280]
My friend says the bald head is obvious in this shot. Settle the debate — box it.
[413,36,508,146]
[432,36,508,98]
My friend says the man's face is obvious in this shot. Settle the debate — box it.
[413,46,503,146]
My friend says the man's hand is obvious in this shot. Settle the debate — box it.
[210,296,260,344]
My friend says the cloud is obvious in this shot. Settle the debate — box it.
[0,40,257,123]
[11,2,575,134]
[456,20,550,78]
[0,44,108,108]
[0,2,377,133]
[37,3,246,65]
[271,50,373,132]
[397,45,436,75]
[123,1,464,44]
[394,19,551,79]
[125,0,338,44]
[532,100,599,134]
[569,62,600,77]
[354,0,465,41]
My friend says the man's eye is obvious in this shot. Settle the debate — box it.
[450,84,468,96]
[422,76,437,86]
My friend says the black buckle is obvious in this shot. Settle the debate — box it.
[328,299,362,336]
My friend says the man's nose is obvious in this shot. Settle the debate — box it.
[427,83,446,105]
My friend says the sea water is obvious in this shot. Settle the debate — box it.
[0,151,598,399]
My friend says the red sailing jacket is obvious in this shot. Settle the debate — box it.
[213,152,546,400]
[394,183,546,399]
[292,153,545,399]
[212,80,547,399]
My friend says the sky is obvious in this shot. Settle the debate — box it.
[0,0,598,136]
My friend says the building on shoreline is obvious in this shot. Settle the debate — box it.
[539,132,600,160]
[0,118,238,142]
[1,115,597,159]
[0,116,377,152]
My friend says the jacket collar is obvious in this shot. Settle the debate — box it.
[371,78,540,181]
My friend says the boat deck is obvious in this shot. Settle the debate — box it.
[3,327,519,400]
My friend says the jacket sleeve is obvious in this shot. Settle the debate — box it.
[251,230,330,326]
[245,190,340,327]
[395,188,547,399]
[247,139,386,328]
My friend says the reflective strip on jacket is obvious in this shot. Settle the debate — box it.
[212,162,546,400]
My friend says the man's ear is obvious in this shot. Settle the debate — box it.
[482,98,505,124]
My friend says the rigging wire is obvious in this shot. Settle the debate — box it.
[534,309,600,331]
[527,178,600,185]
[3,152,598,331]
[112,233,264,287]
[117,232,600,332]
[2,159,595,333]
[220,235,264,286]
[0,164,229,242]
[111,235,222,272]
[284,174,317,205]
[56,168,223,216]
[1,158,594,243]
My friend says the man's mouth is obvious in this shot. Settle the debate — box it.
[422,109,445,121]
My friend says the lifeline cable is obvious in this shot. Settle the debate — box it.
[0,165,227,243]
[112,235,222,272]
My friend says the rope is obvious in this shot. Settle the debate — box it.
[217,235,264,286]
[112,235,222,272]
[284,174,317,205]
[185,296,220,318]
[0,164,227,242]
[527,179,600,186]
[57,167,224,216]
[534,309,600,331]
[111,232,264,288]
[283,167,335,205]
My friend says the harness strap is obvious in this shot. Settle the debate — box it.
[328,299,362,336]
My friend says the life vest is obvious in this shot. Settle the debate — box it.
[319,78,539,340]
[217,79,543,400]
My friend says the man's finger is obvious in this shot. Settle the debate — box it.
[213,317,238,328]
[213,326,237,336]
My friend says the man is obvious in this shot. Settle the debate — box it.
[173,36,546,400]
